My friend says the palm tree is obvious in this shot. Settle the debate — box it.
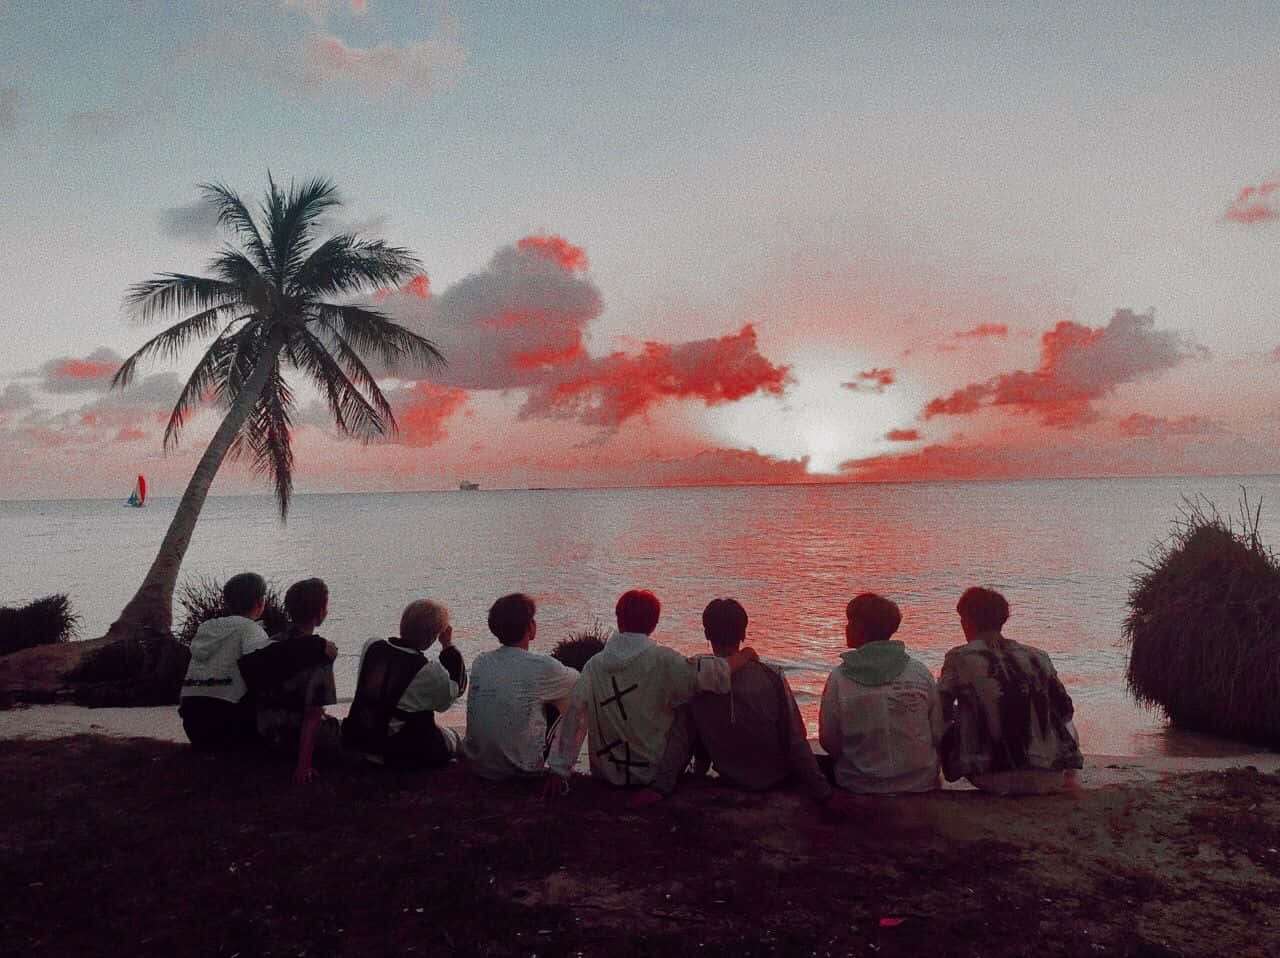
[107,175,442,640]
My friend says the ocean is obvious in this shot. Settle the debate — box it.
[4,475,1279,757]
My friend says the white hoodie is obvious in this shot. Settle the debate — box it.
[547,631,730,785]
[180,616,270,704]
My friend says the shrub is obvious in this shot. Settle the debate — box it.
[174,577,289,646]
[0,595,79,656]
[550,622,609,672]
[1125,494,1280,745]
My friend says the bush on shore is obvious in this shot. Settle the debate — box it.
[1125,494,1280,745]
[0,594,79,657]
[550,621,609,671]
[174,577,289,646]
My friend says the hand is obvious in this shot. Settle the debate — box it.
[630,788,664,809]
[439,624,454,649]
[739,646,759,664]
[324,640,338,661]
[542,773,570,799]
[293,765,318,785]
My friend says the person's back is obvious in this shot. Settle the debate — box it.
[239,577,338,783]
[646,599,833,804]
[938,587,1082,795]
[819,593,942,794]
[343,598,466,768]
[546,590,743,791]
[178,572,270,749]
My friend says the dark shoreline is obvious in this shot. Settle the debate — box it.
[4,734,1280,956]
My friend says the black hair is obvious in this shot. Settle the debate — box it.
[222,572,267,617]
[488,593,537,647]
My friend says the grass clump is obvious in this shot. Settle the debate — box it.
[173,576,288,646]
[1125,493,1280,745]
[550,621,610,671]
[0,594,79,656]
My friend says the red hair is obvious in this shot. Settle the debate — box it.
[615,590,661,635]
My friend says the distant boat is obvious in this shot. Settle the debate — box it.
[125,474,147,508]
[458,481,480,491]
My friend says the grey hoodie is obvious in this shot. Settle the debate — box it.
[181,616,269,704]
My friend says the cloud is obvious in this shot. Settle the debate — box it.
[378,235,791,434]
[516,234,589,272]
[300,31,465,99]
[955,323,1008,339]
[39,348,122,394]
[114,427,147,443]
[885,428,919,442]
[1114,413,1223,438]
[390,382,469,447]
[0,86,23,132]
[519,325,789,430]
[1225,178,1280,225]
[923,309,1192,428]
[842,367,895,393]
[158,199,221,243]
[0,384,35,412]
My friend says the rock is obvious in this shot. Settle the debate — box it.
[0,635,190,709]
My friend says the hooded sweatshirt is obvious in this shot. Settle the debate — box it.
[547,631,731,785]
[818,639,943,794]
[180,616,270,705]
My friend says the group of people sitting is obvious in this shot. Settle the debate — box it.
[178,574,1084,800]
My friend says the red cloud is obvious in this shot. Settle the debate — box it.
[955,323,1008,339]
[40,348,122,394]
[303,32,465,99]
[115,427,146,442]
[923,309,1190,428]
[520,325,789,429]
[517,234,588,273]
[376,237,790,432]
[1115,413,1222,438]
[885,428,919,442]
[842,367,895,393]
[1225,179,1280,225]
[395,382,468,447]
[375,273,430,301]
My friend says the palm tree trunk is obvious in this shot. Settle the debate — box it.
[108,335,285,639]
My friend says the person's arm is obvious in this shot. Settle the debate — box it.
[545,676,589,791]
[817,674,841,760]
[780,676,833,803]
[437,629,466,699]
[937,652,959,723]
[1044,655,1074,721]
[638,706,696,805]
[927,674,946,748]
[293,707,323,784]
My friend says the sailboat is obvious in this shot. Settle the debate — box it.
[125,474,147,508]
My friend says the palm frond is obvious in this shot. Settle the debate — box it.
[124,274,238,325]
[285,329,392,441]
[313,303,445,373]
[200,182,273,276]
[160,323,253,451]
[265,176,340,288]
[236,365,295,518]
[111,302,240,390]
[291,235,423,298]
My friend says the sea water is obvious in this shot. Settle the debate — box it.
[3,475,1279,757]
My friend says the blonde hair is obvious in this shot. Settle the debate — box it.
[399,599,449,650]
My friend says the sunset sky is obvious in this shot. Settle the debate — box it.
[2,1,1279,498]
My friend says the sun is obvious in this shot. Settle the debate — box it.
[702,356,927,474]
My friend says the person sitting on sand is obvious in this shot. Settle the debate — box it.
[178,572,272,749]
[462,593,580,780]
[937,587,1083,795]
[545,589,756,793]
[818,593,943,793]
[238,578,339,784]
[342,598,467,769]
[637,598,837,808]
